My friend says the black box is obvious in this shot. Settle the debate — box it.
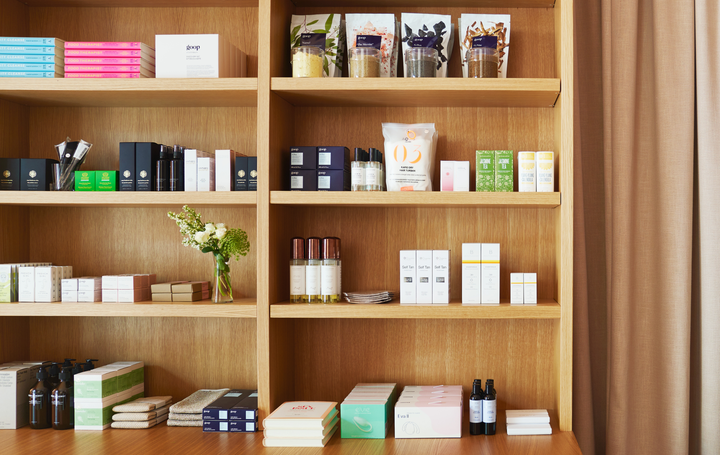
[119,142,136,191]
[248,157,257,191]
[317,146,350,171]
[229,393,258,421]
[234,156,248,191]
[290,170,317,191]
[202,389,255,421]
[318,169,351,191]
[135,142,160,191]
[20,158,58,191]
[289,147,317,170]
[0,158,20,190]
[202,419,258,433]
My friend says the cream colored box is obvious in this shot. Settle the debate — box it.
[524,273,537,305]
[510,273,524,305]
[481,244,500,305]
[536,152,554,192]
[518,152,536,192]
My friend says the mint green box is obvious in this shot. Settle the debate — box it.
[75,397,116,429]
[74,369,118,399]
[494,150,514,192]
[95,170,117,191]
[341,385,396,439]
[475,151,495,192]
[74,170,95,191]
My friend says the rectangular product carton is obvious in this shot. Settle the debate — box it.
[0,364,42,429]
[317,146,350,171]
[462,243,481,305]
[75,395,117,430]
[317,170,350,191]
[215,150,235,191]
[289,147,317,170]
[290,170,317,191]
[432,250,450,304]
[415,250,433,304]
[248,157,257,191]
[510,273,524,305]
[197,156,216,191]
[74,369,118,399]
[0,158,20,190]
[18,267,34,302]
[75,170,95,191]
[135,142,160,191]
[395,399,462,438]
[481,244,500,305]
[400,250,416,304]
[229,392,258,421]
[518,152,536,192]
[524,273,537,305]
[536,152,554,192]
[118,142,135,191]
[234,156,248,191]
[96,171,118,191]
[475,151,495,192]
[494,150,514,192]
[155,34,246,78]
[20,158,58,191]
[203,389,256,421]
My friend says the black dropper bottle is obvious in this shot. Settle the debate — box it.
[483,379,496,435]
[47,362,61,390]
[52,366,74,430]
[170,145,184,191]
[469,379,484,435]
[83,359,98,371]
[28,365,52,429]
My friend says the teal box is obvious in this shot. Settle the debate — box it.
[341,388,396,440]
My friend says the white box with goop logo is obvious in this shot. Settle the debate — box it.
[155,34,246,78]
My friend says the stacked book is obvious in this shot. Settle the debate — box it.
[202,389,259,433]
[151,281,210,302]
[506,409,552,435]
[0,37,64,78]
[64,41,155,78]
[111,396,172,429]
[263,401,339,447]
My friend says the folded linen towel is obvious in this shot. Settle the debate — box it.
[113,405,171,422]
[169,412,202,421]
[167,418,202,427]
[113,396,173,413]
[111,414,169,429]
[169,389,229,414]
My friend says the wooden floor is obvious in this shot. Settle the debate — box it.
[0,413,581,455]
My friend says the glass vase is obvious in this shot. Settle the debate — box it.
[213,255,233,303]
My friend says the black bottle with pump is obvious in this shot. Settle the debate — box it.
[483,379,497,435]
[170,145,184,191]
[469,379,484,435]
[72,362,84,375]
[61,358,76,368]
[52,366,74,430]
[83,359,98,371]
[155,145,171,191]
[28,366,52,429]
[47,362,61,390]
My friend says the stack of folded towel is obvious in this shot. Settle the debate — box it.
[111,396,173,429]
[168,389,229,427]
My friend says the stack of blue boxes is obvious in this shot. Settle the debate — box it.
[0,37,64,78]
[202,389,259,433]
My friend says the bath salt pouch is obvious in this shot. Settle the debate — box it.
[458,14,511,78]
[291,14,345,77]
[401,13,454,77]
[346,14,399,77]
[383,123,438,191]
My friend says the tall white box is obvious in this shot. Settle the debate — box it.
[432,250,450,304]
[481,244,500,305]
[18,267,34,302]
[400,251,416,304]
[184,149,198,192]
[35,266,59,303]
[461,244,481,305]
[510,273,524,305]
[197,156,216,191]
[215,149,235,191]
[536,152,554,192]
[453,161,470,192]
[524,273,537,305]
[155,34,247,79]
[416,250,433,304]
[518,152,536,192]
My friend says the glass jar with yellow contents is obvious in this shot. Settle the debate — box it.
[292,46,324,77]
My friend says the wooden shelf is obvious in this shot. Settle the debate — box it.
[272,300,560,319]
[271,78,560,108]
[271,191,561,208]
[0,299,257,318]
[21,0,257,5]
[292,0,555,7]
[0,191,257,207]
[0,78,258,108]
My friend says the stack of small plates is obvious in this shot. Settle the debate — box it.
[343,291,394,304]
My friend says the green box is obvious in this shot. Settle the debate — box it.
[475,151,495,192]
[96,170,117,191]
[75,403,114,428]
[74,370,118,399]
[494,150,514,192]
[74,170,95,191]
[117,368,132,392]
[341,399,393,439]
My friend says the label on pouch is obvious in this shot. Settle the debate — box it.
[469,400,483,423]
[483,400,496,423]
[321,265,338,295]
[290,265,305,295]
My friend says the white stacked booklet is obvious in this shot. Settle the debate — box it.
[262,401,338,447]
[506,409,552,435]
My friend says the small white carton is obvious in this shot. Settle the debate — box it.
[415,250,433,304]
[400,251,416,304]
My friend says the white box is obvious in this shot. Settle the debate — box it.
[101,275,118,290]
[62,290,78,303]
[416,250,433,304]
[0,264,11,302]
[524,273,537,305]
[536,152,554,192]
[18,266,34,302]
[184,149,198,192]
[78,277,101,292]
[215,149,235,191]
[400,251,416,304]
[36,267,60,302]
[117,275,147,290]
[453,161,470,192]
[432,250,450,304]
[395,399,462,438]
[118,288,145,303]
[155,34,247,78]
[510,273,524,305]
[197,156,216,191]
[481,244,500,305]
[78,290,101,303]
[518,152,536,192]
[0,364,42,429]
[102,289,118,303]
[461,243,481,305]
[62,278,78,292]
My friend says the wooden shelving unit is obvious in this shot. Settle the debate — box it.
[0,0,574,453]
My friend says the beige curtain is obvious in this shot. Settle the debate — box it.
[574,0,700,454]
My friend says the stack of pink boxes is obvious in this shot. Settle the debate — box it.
[64,41,155,78]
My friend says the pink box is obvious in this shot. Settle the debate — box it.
[65,49,152,58]
[65,42,154,55]
[395,399,462,439]
[65,73,144,78]
[65,57,146,65]
[402,385,463,393]
[65,65,147,73]
[399,394,463,401]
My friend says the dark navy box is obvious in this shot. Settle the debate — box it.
[317,169,350,191]
[248,157,257,191]
[290,170,317,191]
[317,146,350,171]
[119,142,135,191]
[290,147,317,170]
[0,158,20,190]
[135,142,160,191]
[20,158,58,191]
[202,389,255,421]
[203,419,258,433]
[229,393,258,421]
[234,156,248,191]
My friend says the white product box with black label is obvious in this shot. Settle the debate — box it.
[432,250,450,305]
[400,251,416,304]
